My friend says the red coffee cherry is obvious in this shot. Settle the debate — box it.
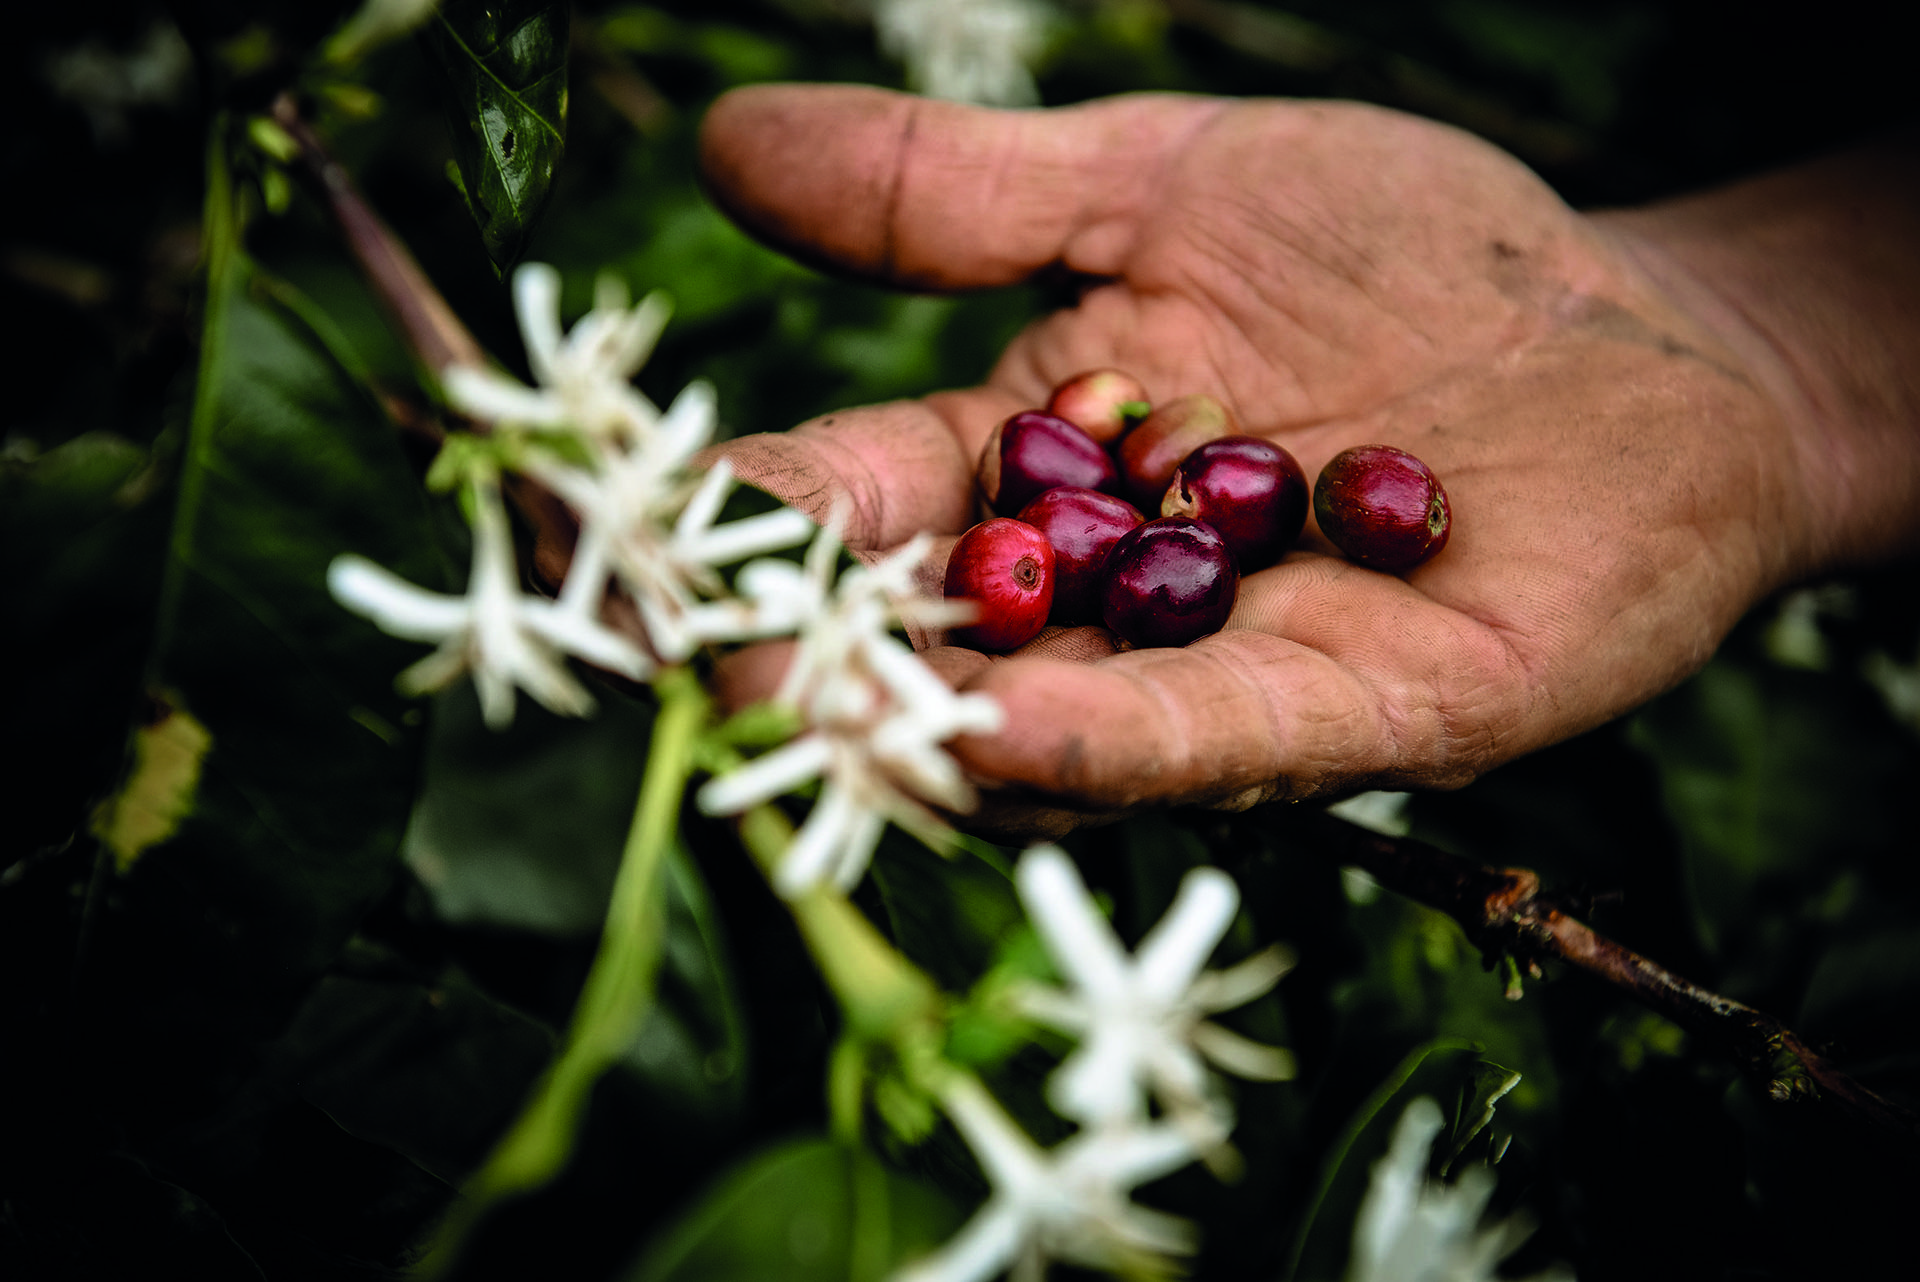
[945,518,1056,652]
[1017,486,1146,625]
[1162,436,1309,572]
[1101,517,1237,649]
[1312,445,1452,571]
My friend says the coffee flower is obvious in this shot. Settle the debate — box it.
[891,1075,1214,1282]
[1349,1098,1571,1282]
[328,476,650,728]
[1012,845,1295,1130]
[521,380,815,661]
[440,262,813,662]
[442,262,670,442]
[696,513,1003,897]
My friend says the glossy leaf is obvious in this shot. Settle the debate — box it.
[404,680,659,937]
[91,145,451,1127]
[867,826,1025,995]
[1,430,174,865]
[428,0,570,269]
[401,679,749,1115]
[1629,654,1912,960]
[262,940,557,1185]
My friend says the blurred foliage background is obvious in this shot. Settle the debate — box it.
[3,2,1917,1280]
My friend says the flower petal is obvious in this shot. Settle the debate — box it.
[696,733,833,816]
[683,505,818,568]
[441,366,568,427]
[520,597,653,680]
[889,1199,1025,1282]
[328,555,469,640]
[1186,945,1295,1013]
[1048,1021,1151,1126]
[1016,845,1131,998]
[1131,866,1239,1005]
[512,262,565,386]
[1188,1020,1298,1082]
[774,780,863,898]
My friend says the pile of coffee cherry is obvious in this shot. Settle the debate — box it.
[943,370,1451,652]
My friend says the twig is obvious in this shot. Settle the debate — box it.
[268,95,593,586]
[1298,809,1920,1144]
[270,93,484,374]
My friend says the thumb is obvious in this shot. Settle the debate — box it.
[698,83,1222,290]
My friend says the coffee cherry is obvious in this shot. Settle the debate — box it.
[1116,393,1238,508]
[1101,517,1237,649]
[1313,445,1451,571]
[1017,486,1146,625]
[945,518,1056,652]
[977,411,1123,517]
[1162,436,1309,572]
[1046,369,1151,445]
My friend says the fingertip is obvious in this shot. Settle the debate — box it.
[699,83,1223,290]
[699,83,911,279]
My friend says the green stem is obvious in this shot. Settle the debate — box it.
[154,120,242,669]
[418,667,708,1274]
[735,806,943,1047]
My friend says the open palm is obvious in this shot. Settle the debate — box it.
[700,84,1830,835]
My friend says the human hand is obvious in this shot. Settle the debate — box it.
[697,84,1917,837]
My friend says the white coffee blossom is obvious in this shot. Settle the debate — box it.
[442,262,814,662]
[519,381,815,662]
[696,512,1002,897]
[443,263,671,443]
[874,0,1053,106]
[328,477,650,728]
[1349,1098,1572,1282]
[891,1075,1216,1282]
[334,261,812,720]
[1012,845,1295,1130]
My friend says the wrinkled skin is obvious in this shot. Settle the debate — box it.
[692,85,1920,838]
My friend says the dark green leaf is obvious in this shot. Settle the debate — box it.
[0,1150,267,1281]
[1,431,173,866]
[401,678,749,1116]
[867,827,1025,996]
[1629,655,1913,963]
[623,1138,961,1282]
[403,681,657,937]
[427,0,570,269]
[90,155,451,1127]
[1796,927,1920,1072]
[262,940,557,1185]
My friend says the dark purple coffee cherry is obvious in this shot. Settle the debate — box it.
[1313,445,1452,571]
[1101,517,1238,649]
[977,411,1122,516]
[1017,487,1146,624]
[945,518,1056,652]
[1162,436,1309,571]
